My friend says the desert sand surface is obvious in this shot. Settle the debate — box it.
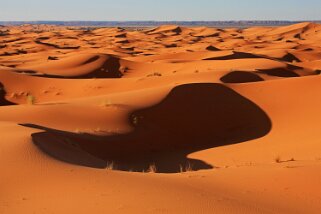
[1,22,321,213]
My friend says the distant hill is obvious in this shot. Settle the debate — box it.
[1,21,321,28]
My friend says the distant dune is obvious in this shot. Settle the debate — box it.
[1,20,321,28]
[1,22,321,214]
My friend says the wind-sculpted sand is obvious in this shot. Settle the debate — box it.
[1,22,321,213]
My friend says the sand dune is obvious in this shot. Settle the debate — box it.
[19,54,123,78]
[1,23,321,214]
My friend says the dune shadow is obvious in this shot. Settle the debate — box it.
[204,51,261,60]
[35,39,80,49]
[206,45,220,51]
[21,83,272,173]
[257,68,299,77]
[0,82,15,106]
[72,55,123,79]
[29,56,123,79]
[220,71,264,83]
[280,53,301,63]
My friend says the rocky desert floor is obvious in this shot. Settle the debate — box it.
[1,22,321,213]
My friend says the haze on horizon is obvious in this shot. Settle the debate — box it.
[1,0,321,21]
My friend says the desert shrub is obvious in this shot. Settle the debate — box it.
[26,94,35,105]
[179,162,193,173]
[147,164,157,173]
[100,99,112,107]
[106,162,114,170]
[147,72,162,77]
[275,156,281,163]
[48,56,59,60]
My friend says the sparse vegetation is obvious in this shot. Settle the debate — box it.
[185,162,193,172]
[26,94,35,105]
[147,163,157,173]
[120,66,129,73]
[48,56,59,60]
[100,99,112,107]
[132,115,139,125]
[275,156,281,163]
[106,162,115,170]
[179,162,194,173]
[289,158,295,162]
[275,156,296,164]
[131,114,143,126]
[147,72,162,77]
[94,127,101,132]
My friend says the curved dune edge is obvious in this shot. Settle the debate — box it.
[22,83,271,173]
[15,54,124,78]
[31,130,107,169]
[220,71,264,83]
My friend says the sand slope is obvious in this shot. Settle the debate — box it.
[1,23,321,214]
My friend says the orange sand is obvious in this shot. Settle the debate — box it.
[0,22,321,213]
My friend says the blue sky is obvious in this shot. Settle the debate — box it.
[1,0,321,21]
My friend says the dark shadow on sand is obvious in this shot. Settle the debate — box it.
[221,71,264,83]
[21,83,272,173]
[0,82,15,106]
[27,56,123,79]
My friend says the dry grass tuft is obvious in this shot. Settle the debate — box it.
[147,163,157,173]
[147,72,162,77]
[100,99,112,108]
[26,94,35,105]
[275,156,282,163]
[132,115,139,126]
[179,162,194,173]
[106,162,115,170]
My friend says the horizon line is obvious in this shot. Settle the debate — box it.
[1,20,321,22]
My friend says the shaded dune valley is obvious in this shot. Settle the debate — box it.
[22,83,271,172]
[1,23,321,213]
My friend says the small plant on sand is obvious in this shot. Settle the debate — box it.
[74,128,82,134]
[275,156,281,163]
[147,163,157,173]
[47,56,59,60]
[10,92,18,98]
[179,162,193,173]
[26,94,35,105]
[100,99,112,107]
[120,66,129,73]
[106,162,114,170]
[132,114,143,126]
[185,162,193,172]
[94,127,101,133]
[147,72,162,77]
[132,115,139,126]
[179,165,184,173]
